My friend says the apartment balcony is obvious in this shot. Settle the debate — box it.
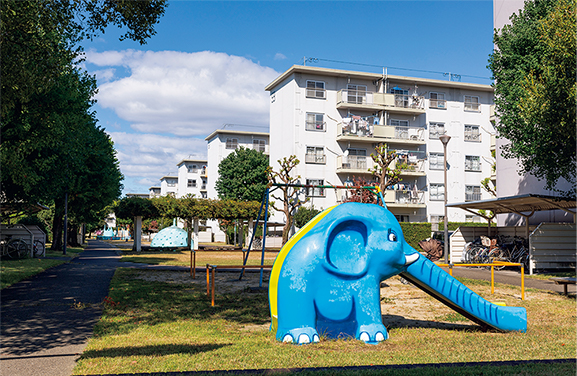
[200,168,208,178]
[337,123,426,145]
[252,144,270,154]
[200,184,207,191]
[305,154,326,164]
[336,155,373,174]
[490,134,496,151]
[464,132,482,142]
[383,189,426,208]
[395,157,426,176]
[336,89,425,115]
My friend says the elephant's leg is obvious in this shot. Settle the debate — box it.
[354,278,388,344]
[275,296,319,344]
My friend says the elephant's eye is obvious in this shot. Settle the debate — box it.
[388,231,397,242]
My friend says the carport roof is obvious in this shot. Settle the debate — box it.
[446,194,576,216]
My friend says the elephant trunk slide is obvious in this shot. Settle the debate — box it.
[400,255,527,332]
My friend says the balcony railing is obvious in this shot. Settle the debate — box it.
[464,132,481,142]
[465,192,482,202]
[464,102,481,112]
[337,90,425,111]
[429,99,447,109]
[305,121,326,132]
[383,189,425,205]
[395,157,425,174]
[200,185,207,191]
[338,123,425,142]
[200,168,207,177]
[336,155,372,172]
[305,154,326,164]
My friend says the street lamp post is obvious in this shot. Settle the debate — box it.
[439,134,451,264]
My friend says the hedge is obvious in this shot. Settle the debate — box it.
[399,222,432,250]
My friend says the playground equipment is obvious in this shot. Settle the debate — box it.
[269,189,527,345]
[150,219,188,249]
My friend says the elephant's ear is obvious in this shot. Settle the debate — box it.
[324,219,369,277]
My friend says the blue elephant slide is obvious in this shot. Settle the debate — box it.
[269,202,527,344]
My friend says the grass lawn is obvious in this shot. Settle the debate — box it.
[120,248,279,267]
[1,245,84,289]
[73,267,576,375]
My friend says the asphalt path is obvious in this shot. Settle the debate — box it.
[0,240,573,376]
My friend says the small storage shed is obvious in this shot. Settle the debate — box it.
[447,194,576,274]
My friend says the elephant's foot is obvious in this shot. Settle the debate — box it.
[357,323,389,344]
[278,327,320,345]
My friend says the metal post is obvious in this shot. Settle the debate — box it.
[63,191,68,255]
[439,134,451,264]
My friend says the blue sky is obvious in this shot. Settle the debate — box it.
[81,0,495,195]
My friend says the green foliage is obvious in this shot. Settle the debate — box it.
[294,206,321,228]
[370,143,402,193]
[399,222,431,250]
[488,0,576,193]
[116,197,158,220]
[215,147,269,202]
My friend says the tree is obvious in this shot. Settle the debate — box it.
[294,205,321,228]
[215,147,269,202]
[269,156,307,245]
[369,143,403,194]
[488,0,576,194]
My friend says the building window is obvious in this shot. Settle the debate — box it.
[306,179,325,197]
[465,155,481,171]
[253,139,266,152]
[187,179,196,188]
[225,138,238,149]
[305,113,325,131]
[187,164,198,173]
[305,146,326,164]
[429,122,445,139]
[429,153,444,170]
[306,80,325,99]
[390,119,409,127]
[347,84,367,104]
[464,124,481,142]
[465,215,483,223]
[201,179,207,190]
[344,148,367,169]
[430,183,444,201]
[429,92,446,109]
[390,87,409,107]
[167,180,177,187]
[464,95,480,112]
[201,192,207,198]
[465,185,481,201]
[395,215,410,223]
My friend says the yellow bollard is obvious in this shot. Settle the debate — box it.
[521,265,525,300]
[491,265,495,295]
[206,264,210,297]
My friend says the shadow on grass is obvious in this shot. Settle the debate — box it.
[382,314,481,332]
[120,256,168,265]
[80,343,230,359]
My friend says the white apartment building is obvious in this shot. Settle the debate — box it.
[176,159,208,199]
[159,175,178,197]
[265,65,495,224]
[205,129,269,200]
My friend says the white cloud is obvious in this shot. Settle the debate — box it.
[274,53,287,60]
[86,50,278,137]
[108,131,206,184]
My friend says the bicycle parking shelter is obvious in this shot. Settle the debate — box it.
[447,194,576,239]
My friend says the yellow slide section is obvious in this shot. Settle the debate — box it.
[269,205,337,331]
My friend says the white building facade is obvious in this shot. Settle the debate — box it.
[205,129,270,200]
[266,65,495,224]
[176,159,208,199]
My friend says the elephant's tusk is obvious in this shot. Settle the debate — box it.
[404,253,420,266]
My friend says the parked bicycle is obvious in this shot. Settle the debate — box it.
[462,235,529,271]
[0,236,29,259]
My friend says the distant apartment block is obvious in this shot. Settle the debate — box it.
[205,129,269,200]
[265,65,495,223]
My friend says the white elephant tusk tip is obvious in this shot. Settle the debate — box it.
[404,252,420,266]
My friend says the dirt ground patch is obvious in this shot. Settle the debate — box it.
[131,269,527,331]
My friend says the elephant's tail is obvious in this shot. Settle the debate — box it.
[400,256,527,332]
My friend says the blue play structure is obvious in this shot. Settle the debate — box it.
[150,219,188,249]
[269,195,527,344]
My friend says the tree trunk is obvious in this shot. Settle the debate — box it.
[51,198,64,251]
[68,224,81,247]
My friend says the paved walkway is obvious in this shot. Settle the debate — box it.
[0,240,573,376]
